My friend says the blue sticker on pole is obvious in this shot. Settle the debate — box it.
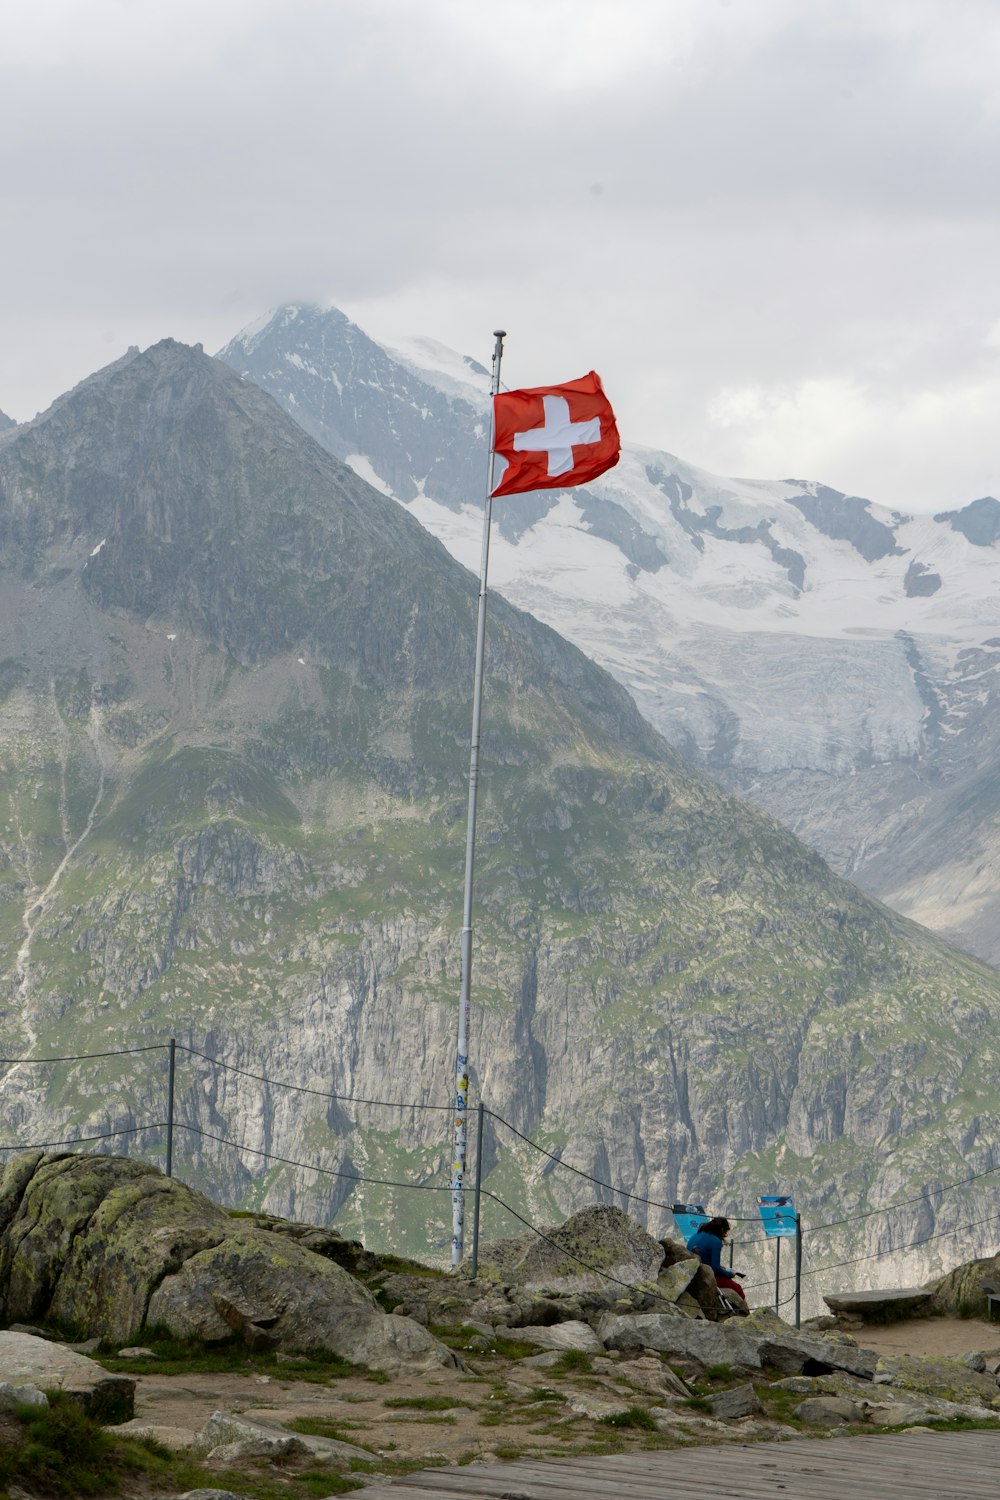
[672,1202,709,1246]
[757,1194,797,1237]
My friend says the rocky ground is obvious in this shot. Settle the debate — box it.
[3,1160,1000,1499]
[6,1297,1000,1500]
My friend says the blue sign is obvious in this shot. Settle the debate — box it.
[672,1202,709,1246]
[757,1194,798,1237]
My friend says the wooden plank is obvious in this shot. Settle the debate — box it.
[370,1431,1000,1500]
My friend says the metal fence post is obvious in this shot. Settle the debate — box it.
[470,1102,485,1279]
[165,1038,176,1177]
[794,1214,803,1329]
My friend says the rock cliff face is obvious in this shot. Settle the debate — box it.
[0,341,999,1306]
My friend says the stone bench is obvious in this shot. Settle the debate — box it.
[823,1287,935,1323]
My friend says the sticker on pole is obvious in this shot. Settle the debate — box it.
[757,1194,797,1237]
[672,1202,709,1245]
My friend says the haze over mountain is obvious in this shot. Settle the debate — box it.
[218,305,1000,966]
[1,339,999,1302]
[0,411,15,433]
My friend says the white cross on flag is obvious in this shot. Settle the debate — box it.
[491,371,620,497]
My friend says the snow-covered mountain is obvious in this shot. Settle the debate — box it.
[217,305,1000,965]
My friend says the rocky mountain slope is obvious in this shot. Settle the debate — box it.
[0,410,14,432]
[1,340,1000,1303]
[217,306,1000,964]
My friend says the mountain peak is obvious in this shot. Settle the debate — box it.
[933,495,1000,547]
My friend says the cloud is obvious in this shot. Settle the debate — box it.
[0,0,997,509]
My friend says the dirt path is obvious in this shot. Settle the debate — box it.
[840,1313,1000,1361]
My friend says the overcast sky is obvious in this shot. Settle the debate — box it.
[2,0,998,510]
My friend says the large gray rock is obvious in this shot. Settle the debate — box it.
[147,1227,457,1373]
[474,1206,664,1293]
[655,1258,702,1304]
[708,1383,764,1419]
[514,1321,604,1353]
[0,1331,134,1422]
[196,1410,370,1462]
[597,1307,878,1381]
[873,1352,1000,1409]
[794,1396,861,1426]
[928,1252,1000,1318]
[599,1311,762,1366]
[0,1152,456,1373]
[758,1334,876,1380]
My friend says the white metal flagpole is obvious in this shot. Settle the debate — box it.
[451,328,506,1268]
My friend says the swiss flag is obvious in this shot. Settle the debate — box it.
[491,371,620,497]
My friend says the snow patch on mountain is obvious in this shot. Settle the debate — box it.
[217,304,1000,962]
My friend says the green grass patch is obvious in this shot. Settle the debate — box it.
[552,1349,593,1374]
[286,1416,375,1446]
[683,1395,713,1413]
[96,1329,369,1383]
[491,1335,540,1360]
[382,1395,467,1411]
[0,1393,366,1500]
[598,1405,658,1431]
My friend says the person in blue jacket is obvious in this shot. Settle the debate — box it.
[686,1216,747,1308]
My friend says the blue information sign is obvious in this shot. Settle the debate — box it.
[757,1194,798,1237]
[672,1202,709,1246]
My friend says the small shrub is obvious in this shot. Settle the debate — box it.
[598,1405,658,1431]
[492,1335,538,1359]
[0,1395,115,1497]
[705,1362,732,1382]
[553,1350,592,1373]
[383,1395,466,1411]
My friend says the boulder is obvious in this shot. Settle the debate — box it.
[605,1354,691,1398]
[793,1396,861,1426]
[0,1331,134,1422]
[707,1383,764,1419]
[598,1311,761,1367]
[682,1262,724,1320]
[0,1379,48,1409]
[658,1237,696,1268]
[160,1492,253,1500]
[758,1335,876,1380]
[196,1410,369,1461]
[565,1392,635,1420]
[873,1352,1000,1409]
[928,1252,1000,1318]
[654,1258,701,1304]
[514,1321,604,1353]
[147,1228,456,1373]
[0,1152,455,1373]
[474,1206,664,1293]
[864,1399,962,1427]
[597,1307,878,1381]
[521,1350,565,1369]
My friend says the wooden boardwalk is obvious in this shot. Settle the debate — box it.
[357,1430,1000,1498]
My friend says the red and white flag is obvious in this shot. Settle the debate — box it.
[491,371,620,497]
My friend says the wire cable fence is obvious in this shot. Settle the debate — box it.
[1,1037,995,1312]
